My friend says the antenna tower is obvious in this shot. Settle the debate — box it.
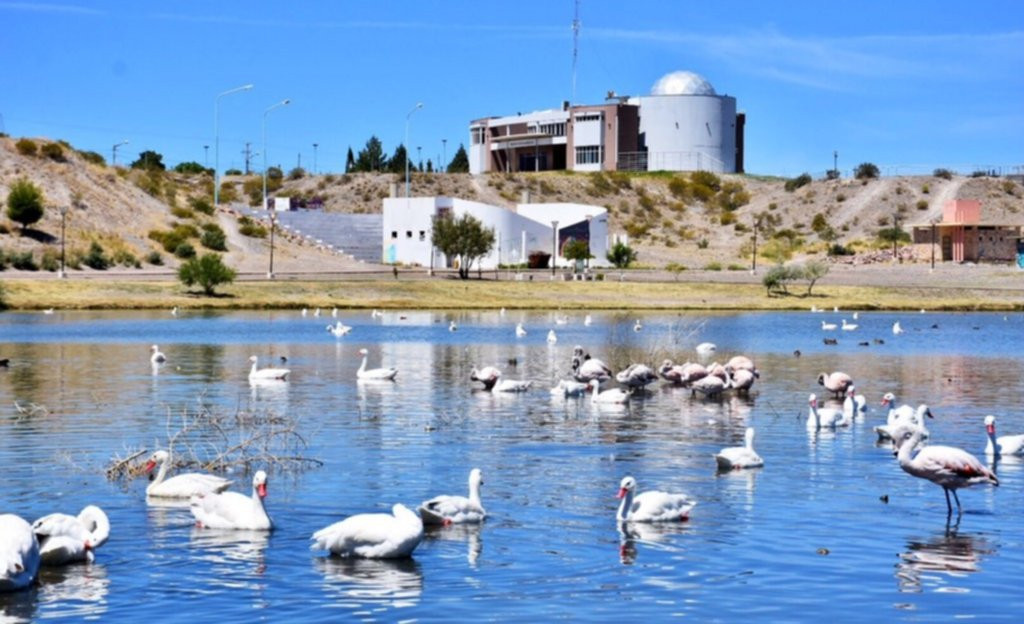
[571,0,580,104]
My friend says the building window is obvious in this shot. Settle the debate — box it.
[391,231,398,239]
[406,231,413,239]
[575,145,603,165]
[575,112,602,123]
[471,128,485,145]
[419,231,426,241]
[538,122,566,136]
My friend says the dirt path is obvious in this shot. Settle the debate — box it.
[920,177,966,223]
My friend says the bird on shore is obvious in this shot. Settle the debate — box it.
[892,425,998,516]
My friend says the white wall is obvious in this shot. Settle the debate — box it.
[518,203,609,267]
[635,94,737,173]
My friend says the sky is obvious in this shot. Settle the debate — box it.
[1,1,1021,178]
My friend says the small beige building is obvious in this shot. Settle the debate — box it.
[911,200,1023,264]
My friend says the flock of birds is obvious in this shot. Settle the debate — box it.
[4,307,1021,594]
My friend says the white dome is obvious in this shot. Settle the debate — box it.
[651,71,716,96]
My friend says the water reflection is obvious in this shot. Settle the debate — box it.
[36,563,110,619]
[617,521,692,565]
[189,528,270,586]
[314,556,423,608]
[424,524,483,567]
[896,528,995,593]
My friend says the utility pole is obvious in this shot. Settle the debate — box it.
[312,143,318,174]
[203,145,209,167]
[243,142,254,175]
[297,153,302,171]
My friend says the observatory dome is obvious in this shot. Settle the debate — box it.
[651,71,716,96]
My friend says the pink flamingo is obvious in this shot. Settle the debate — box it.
[892,426,998,516]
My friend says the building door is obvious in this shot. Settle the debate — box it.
[941,235,952,262]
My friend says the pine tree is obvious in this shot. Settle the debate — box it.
[388,144,408,174]
[345,147,355,173]
[354,136,387,172]
[448,144,469,173]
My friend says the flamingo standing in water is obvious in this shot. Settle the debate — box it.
[817,371,853,399]
[891,425,998,516]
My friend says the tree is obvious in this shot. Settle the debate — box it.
[665,262,686,281]
[855,162,880,180]
[606,241,637,269]
[174,161,207,174]
[388,144,408,175]
[353,136,387,172]
[426,159,433,173]
[345,147,355,173]
[5,177,45,233]
[178,253,236,295]
[131,150,166,171]
[431,213,495,279]
[447,144,469,173]
[801,259,830,295]
[562,239,592,272]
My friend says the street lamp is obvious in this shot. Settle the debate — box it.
[268,211,277,279]
[551,220,559,278]
[58,205,68,278]
[111,139,128,167]
[892,213,901,263]
[214,83,254,208]
[442,139,447,173]
[751,214,761,274]
[312,142,318,175]
[416,146,422,172]
[404,102,423,197]
[833,150,838,176]
[262,98,291,211]
[930,219,937,271]
[203,145,209,167]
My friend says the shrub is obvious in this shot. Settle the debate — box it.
[40,249,60,272]
[719,211,736,226]
[854,162,880,179]
[527,251,551,269]
[784,173,812,192]
[218,182,239,203]
[178,253,236,295]
[762,264,800,295]
[288,167,306,180]
[83,241,110,270]
[606,241,637,269]
[811,213,829,233]
[225,168,243,176]
[146,250,164,265]
[15,138,37,156]
[825,169,840,180]
[916,200,929,210]
[0,249,7,271]
[10,251,38,271]
[171,206,195,220]
[665,262,686,280]
[704,262,722,271]
[41,142,66,162]
[77,150,105,166]
[921,183,930,194]
[828,243,854,256]
[174,242,196,259]
[836,193,846,202]
[189,196,214,215]
[933,168,954,180]
[690,170,721,192]
[5,177,45,232]
[238,221,267,238]
[112,249,140,268]
[716,181,750,211]
[668,175,690,199]
[174,161,207,174]
[200,225,227,251]
[697,238,709,249]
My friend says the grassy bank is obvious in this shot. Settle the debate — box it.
[2,277,1023,311]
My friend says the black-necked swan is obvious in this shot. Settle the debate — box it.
[470,366,502,391]
[418,468,486,525]
[449,320,457,332]
[144,449,232,499]
[0,514,39,591]
[357,348,398,381]
[984,415,1024,458]
[190,470,272,530]
[714,428,764,470]
[892,425,997,515]
[150,345,166,364]
[249,355,290,381]
[616,476,696,522]
[311,503,423,559]
[633,319,643,332]
[31,505,110,565]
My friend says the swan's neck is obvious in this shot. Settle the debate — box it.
[745,430,755,450]
[468,480,482,507]
[987,429,998,455]
[250,361,259,377]
[153,457,170,487]
[79,507,110,548]
[358,355,367,375]
[809,405,820,428]
[617,489,633,521]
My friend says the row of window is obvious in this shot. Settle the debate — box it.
[575,145,603,165]
[574,113,602,123]
[391,230,426,241]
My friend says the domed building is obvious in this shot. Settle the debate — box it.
[469,71,744,174]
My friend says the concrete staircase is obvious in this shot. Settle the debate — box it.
[243,208,383,263]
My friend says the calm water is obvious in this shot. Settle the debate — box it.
[1,309,1023,622]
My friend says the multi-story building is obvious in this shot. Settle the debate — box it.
[469,71,744,175]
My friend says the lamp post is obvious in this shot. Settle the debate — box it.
[892,213,900,263]
[111,139,128,167]
[833,150,838,176]
[416,146,422,172]
[442,139,447,173]
[404,102,423,197]
[551,220,559,278]
[267,211,277,279]
[262,99,291,211]
[312,142,318,175]
[58,205,68,278]
[203,145,209,167]
[751,214,761,274]
[214,83,254,209]
[930,219,937,271]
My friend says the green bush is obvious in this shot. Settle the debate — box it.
[665,261,686,280]
[189,196,214,215]
[288,167,306,180]
[727,263,746,271]
[704,262,722,271]
[146,250,164,265]
[171,206,195,219]
[83,241,110,270]
[720,211,736,225]
[921,183,930,194]
[10,251,38,271]
[15,138,37,156]
[916,200,929,210]
[855,162,880,179]
[763,264,799,294]
[5,177,45,232]
[933,168,954,180]
[178,253,236,295]
[225,168,243,176]
[77,150,105,166]
[40,142,66,162]
[697,238,709,249]
[0,249,7,271]
[784,173,812,192]
[174,161,207,174]
[238,220,268,238]
[112,249,140,268]
[174,242,196,259]
[836,193,846,202]
[828,243,854,256]
[200,225,227,251]
[40,249,60,271]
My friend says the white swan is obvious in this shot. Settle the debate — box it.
[311,503,423,559]
[589,378,630,404]
[583,314,593,326]
[633,319,643,332]
[470,366,502,391]
[892,321,904,335]
[547,329,558,344]
[170,306,178,316]
[371,309,383,319]
[515,323,527,338]
[313,307,322,317]
[616,476,696,522]
[0,514,39,592]
[550,379,588,398]
[554,314,569,325]
[695,342,717,357]
[418,468,486,525]
[807,393,843,430]
[875,393,932,441]
[714,428,764,470]
[331,307,338,318]
[31,505,110,565]
[301,308,308,317]
[357,348,398,381]
[145,450,232,499]
[821,320,837,331]
[190,470,272,530]
[841,319,858,331]
[492,378,532,393]
[249,355,290,381]
[449,320,458,332]
[841,385,867,425]
[984,415,1024,457]
[326,321,352,337]
[150,344,166,364]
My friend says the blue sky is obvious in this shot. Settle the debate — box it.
[1,1,1021,177]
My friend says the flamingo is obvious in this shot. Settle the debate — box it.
[550,379,588,398]
[470,366,502,391]
[821,320,838,331]
[615,363,659,389]
[311,503,423,559]
[892,321,904,335]
[695,342,717,358]
[572,349,612,384]
[690,374,727,399]
[659,360,707,386]
[891,425,998,516]
[841,319,858,331]
[817,371,853,398]
[144,449,232,499]
[190,470,273,530]
[807,393,844,430]
[547,329,558,344]
[984,415,1024,458]
[616,476,696,522]
[714,428,764,470]
[725,355,759,378]
[150,344,167,364]
[706,362,728,382]
[326,322,352,337]
[0,514,39,592]
[418,468,486,525]
[31,505,110,565]
[725,367,756,395]
[249,355,290,381]
[515,323,527,338]
[357,349,397,381]
[589,378,630,404]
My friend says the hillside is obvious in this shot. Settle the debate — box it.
[1,134,1021,275]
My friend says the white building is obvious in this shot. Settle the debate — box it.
[382,197,609,270]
